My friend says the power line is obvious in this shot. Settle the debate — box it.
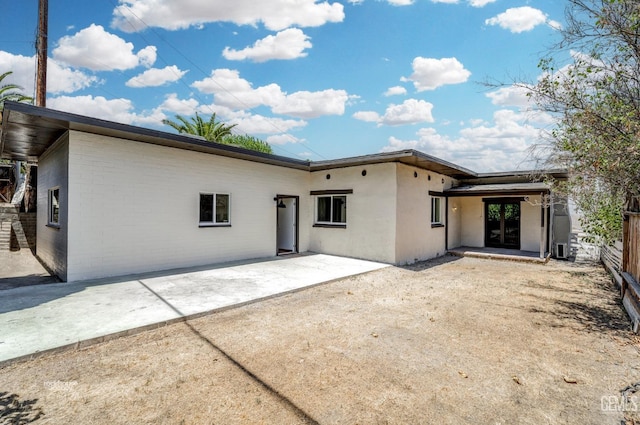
[102,0,327,159]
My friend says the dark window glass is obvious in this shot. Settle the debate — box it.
[216,194,229,223]
[200,194,213,222]
[333,196,346,223]
[317,196,331,222]
[49,188,60,225]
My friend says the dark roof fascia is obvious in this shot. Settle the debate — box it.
[309,149,478,179]
[444,188,551,197]
[1,102,311,170]
[463,169,569,184]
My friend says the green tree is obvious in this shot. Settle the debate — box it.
[162,112,273,154]
[221,134,273,154]
[162,112,237,143]
[526,0,640,244]
[0,71,33,110]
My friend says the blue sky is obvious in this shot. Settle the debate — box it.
[1,0,566,171]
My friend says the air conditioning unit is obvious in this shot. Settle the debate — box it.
[556,243,568,259]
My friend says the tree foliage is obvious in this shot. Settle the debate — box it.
[162,112,237,143]
[0,71,33,110]
[162,112,273,154]
[529,0,640,244]
[220,134,273,154]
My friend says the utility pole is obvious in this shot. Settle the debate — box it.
[35,0,48,107]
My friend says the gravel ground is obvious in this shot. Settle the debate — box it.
[1,255,639,425]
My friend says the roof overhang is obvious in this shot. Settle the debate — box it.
[444,182,551,197]
[0,102,311,170]
[310,150,477,179]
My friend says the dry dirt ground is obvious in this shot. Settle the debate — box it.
[1,255,640,425]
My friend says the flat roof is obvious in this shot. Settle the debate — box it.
[445,182,551,196]
[310,150,477,179]
[0,102,310,170]
[0,102,565,182]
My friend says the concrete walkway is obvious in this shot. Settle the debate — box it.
[0,253,388,365]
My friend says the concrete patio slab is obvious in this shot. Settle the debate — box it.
[448,246,550,263]
[0,253,388,366]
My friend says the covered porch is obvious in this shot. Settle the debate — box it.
[445,179,557,260]
[448,246,551,264]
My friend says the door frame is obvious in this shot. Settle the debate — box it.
[275,195,299,255]
[484,197,522,249]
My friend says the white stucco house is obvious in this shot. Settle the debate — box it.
[0,102,571,282]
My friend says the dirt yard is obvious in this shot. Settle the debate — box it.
[1,256,640,424]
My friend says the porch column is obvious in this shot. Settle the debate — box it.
[540,193,548,259]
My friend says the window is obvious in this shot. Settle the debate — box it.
[199,193,230,226]
[316,195,347,225]
[48,188,60,227]
[431,196,443,226]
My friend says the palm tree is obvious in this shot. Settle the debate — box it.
[162,112,273,154]
[162,112,237,143]
[0,71,33,111]
[221,134,273,154]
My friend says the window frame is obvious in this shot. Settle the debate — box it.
[199,192,231,227]
[431,196,444,227]
[48,187,60,228]
[314,194,347,227]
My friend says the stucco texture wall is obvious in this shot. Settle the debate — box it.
[308,163,396,264]
[65,131,311,281]
[395,164,454,264]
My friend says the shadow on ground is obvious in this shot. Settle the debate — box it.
[0,392,44,424]
[400,254,461,272]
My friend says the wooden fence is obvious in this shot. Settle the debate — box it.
[601,242,623,287]
[621,212,640,332]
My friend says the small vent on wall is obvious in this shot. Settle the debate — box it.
[556,243,568,259]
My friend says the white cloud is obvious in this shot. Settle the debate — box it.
[126,65,187,87]
[381,109,545,171]
[389,0,414,5]
[485,6,548,33]
[112,0,345,32]
[266,134,303,145]
[137,46,157,68]
[381,99,434,125]
[384,86,407,97]
[47,95,138,124]
[158,93,199,115]
[401,57,471,91]
[225,111,307,134]
[223,28,312,62]
[52,24,156,71]
[485,85,533,108]
[192,69,282,109]
[352,111,380,122]
[192,69,349,118]
[468,0,495,6]
[271,89,349,118]
[354,99,434,126]
[548,20,563,31]
[0,51,98,95]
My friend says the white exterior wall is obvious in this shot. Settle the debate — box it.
[521,195,542,252]
[65,131,310,281]
[36,134,69,280]
[455,195,542,251]
[458,197,485,248]
[395,164,453,264]
[308,163,396,264]
[447,197,463,249]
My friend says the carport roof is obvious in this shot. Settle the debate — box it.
[444,182,551,196]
